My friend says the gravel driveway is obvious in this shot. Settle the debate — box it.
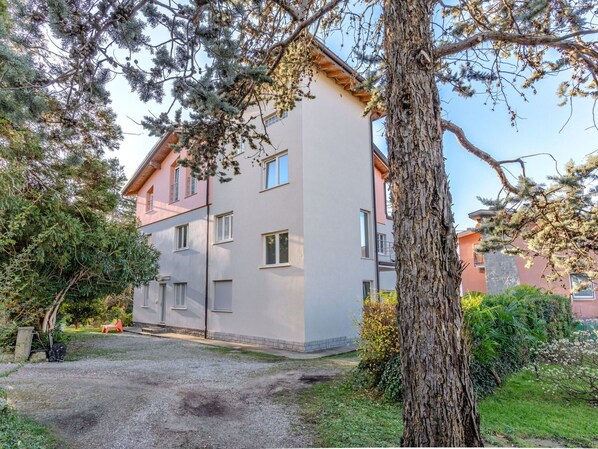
[0,333,355,449]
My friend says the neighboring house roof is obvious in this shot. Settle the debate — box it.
[468,209,496,220]
[372,144,389,176]
[123,42,379,197]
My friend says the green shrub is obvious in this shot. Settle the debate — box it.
[0,323,18,354]
[357,285,575,400]
[357,296,400,387]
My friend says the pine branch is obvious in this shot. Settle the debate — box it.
[434,29,598,60]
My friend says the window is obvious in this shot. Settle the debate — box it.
[360,210,371,258]
[216,213,233,242]
[385,182,392,219]
[570,274,595,300]
[473,244,485,267]
[145,187,154,213]
[235,139,245,155]
[174,283,187,308]
[142,284,150,307]
[170,166,180,202]
[187,172,197,196]
[264,153,289,189]
[264,111,288,127]
[214,280,233,312]
[362,281,373,301]
[377,233,387,255]
[145,233,152,246]
[264,231,289,265]
[175,224,188,250]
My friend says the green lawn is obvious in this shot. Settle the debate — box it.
[0,388,64,449]
[299,370,598,448]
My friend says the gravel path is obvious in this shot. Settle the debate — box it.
[0,333,355,449]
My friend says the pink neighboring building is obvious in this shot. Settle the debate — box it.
[458,210,598,319]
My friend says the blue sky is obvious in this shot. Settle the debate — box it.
[111,38,597,231]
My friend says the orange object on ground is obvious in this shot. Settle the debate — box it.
[101,319,124,333]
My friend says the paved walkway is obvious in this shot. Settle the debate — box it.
[125,326,356,359]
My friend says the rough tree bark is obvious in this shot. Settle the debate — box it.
[384,0,482,446]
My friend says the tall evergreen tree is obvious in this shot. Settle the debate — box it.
[3,0,596,445]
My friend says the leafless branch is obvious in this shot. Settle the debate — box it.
[441,119,520,194]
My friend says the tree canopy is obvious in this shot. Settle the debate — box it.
[0,1,159,332]
[2,0,597,445]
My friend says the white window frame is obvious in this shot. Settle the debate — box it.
[570,274,595,300]
[263,152,289,190]
[215,213,233,243]
[173,283,187,309]
[264,111,288,128]
[187,173,197,196]
[360,210,371,259]
[377,233,387,255]
[235,139,245,155]
[174,224,189,251]
[362,280,373,302]
[142,284,150,308]
[145,187,154,213]
[171,166,180,202]
[263,230,289,266]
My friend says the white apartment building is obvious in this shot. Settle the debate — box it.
[123,44,396,351]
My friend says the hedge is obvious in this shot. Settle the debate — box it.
[357,285,575,400]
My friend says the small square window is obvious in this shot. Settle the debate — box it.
[216,213,233,242]
[264,231,289,265]
[175,224,189,250]
[570,274,595,300]
[174,283,187,308]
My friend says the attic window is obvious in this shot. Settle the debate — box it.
[264,111,288,128]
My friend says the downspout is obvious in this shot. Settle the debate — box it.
[203,178,211,339]
[369,117,381,296]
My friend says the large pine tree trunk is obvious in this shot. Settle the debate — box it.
[383,0,482,446]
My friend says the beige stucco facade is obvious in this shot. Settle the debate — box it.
[126,67,397,351]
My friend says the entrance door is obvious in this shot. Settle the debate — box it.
[159,284,167,324]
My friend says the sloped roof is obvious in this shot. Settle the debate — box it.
[123,42,380,196]
[122,132,177,196]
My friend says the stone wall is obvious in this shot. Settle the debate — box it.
[484,250,520,295]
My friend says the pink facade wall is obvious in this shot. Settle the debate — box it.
[459,233,487,294]
[459,232,597,318]
[513,237,598,319]
[135,146,211,227]
[374,166,387,225]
